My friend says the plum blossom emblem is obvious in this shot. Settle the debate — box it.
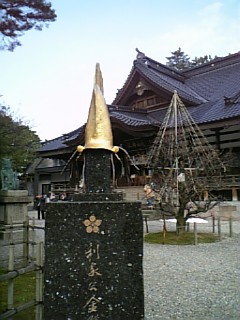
[83,215,102,233]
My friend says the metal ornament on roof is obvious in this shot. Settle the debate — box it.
[136,81,145,96]
[146,90,225,205]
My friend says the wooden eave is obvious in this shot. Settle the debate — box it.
[198,116,240,131]
[112,68,140,105]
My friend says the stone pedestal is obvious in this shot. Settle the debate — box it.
[0,190,32,238]
[0,190,33,268]
[44,142,144,318]
[44,197,144,319]
[0,190,32,224]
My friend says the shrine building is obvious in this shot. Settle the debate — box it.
[28,50,240,201]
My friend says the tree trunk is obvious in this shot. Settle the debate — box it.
[176,207,186,234]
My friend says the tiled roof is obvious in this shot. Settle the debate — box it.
[40,136,68,152]
[40,126,85,152]
[109,97,240,129]
[149,100,240,125]
[39,52,240,154]
[136,56,185,82]
[135,60,207,104]
[109,106,153,127]
[185,62,240,101]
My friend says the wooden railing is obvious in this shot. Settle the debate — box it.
[197,175,240,188]
[0,220,44,320]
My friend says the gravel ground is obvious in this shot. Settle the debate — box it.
[144,219,240,320]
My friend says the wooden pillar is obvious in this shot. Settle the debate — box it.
[232,188,238,201]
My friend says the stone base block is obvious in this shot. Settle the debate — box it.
[0,190,32,224]
[44,200,144,319]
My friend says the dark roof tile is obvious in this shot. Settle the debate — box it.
[185,62,240,101]
[40,126,85,152]
[135,60,206,104]
[110,109,152,127]
[149,100,240,125]
[40,136,67,152]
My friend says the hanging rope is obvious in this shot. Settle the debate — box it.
[60,149,78,175]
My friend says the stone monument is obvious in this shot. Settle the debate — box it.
[44,64,144,319]
[0,158,31,225]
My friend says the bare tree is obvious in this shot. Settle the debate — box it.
[147,91,226,233]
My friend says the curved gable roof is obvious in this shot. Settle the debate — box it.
[112,56,206,106]
[134,60,206,104]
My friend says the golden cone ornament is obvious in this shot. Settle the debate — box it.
[77,63,118,153]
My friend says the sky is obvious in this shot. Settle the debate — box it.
[0,0,240,141]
